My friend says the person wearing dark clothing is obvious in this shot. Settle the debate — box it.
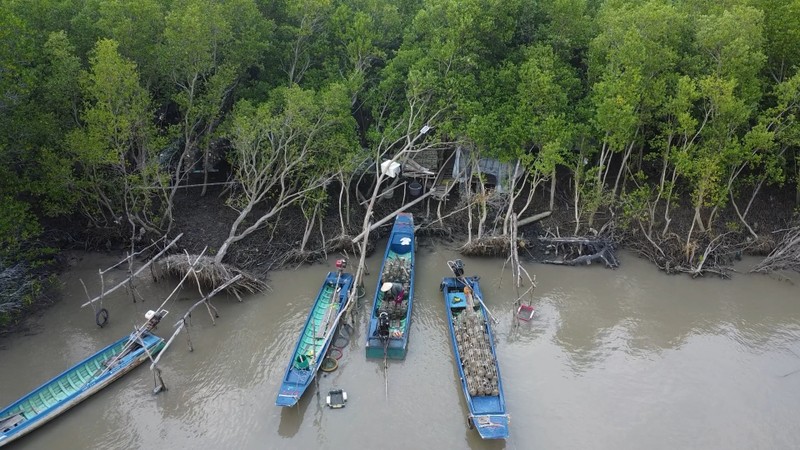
[381,282,405,305]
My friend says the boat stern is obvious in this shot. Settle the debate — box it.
[471,414,509,439]
[275,384,302,407]
[365,337,407,360]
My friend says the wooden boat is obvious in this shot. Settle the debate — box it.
[366,213,415,360]
[440,274,509,439]
[0,331,166,447]
[276,267,354,407]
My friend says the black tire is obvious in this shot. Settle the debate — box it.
[96,308,109,327]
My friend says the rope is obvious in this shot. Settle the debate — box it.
[383,337,389,400]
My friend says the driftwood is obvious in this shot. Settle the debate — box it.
[539,236,619,269]
[501,214,536,308]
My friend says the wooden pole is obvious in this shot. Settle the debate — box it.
[351,189,435,244]
[149,274,242,370]
[81,233,184,308]
[99,235,169,275]
[516,210,552,227]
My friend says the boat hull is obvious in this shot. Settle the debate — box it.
[366,213,415,360]
[276,271,354,407]
[0,332,165,447]
[441,276,509,439]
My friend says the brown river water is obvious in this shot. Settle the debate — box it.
[1,244,799,450]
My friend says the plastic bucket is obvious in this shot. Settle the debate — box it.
[408,181,423,197]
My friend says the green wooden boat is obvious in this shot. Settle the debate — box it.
[0,331,165,447]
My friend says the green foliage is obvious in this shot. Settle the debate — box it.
[753,0,800,82]
[0,0,797,294]
[68,39,163,233]
[96,0,166,88]
[227,82,357,208]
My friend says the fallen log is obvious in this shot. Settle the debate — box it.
[516,211,552,227]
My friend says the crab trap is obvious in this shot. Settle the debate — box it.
[326,389,347,409]
[516,303,535,321]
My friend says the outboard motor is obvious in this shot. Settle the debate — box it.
[144,309,168,331]
[449,259,465,278]
[378,311,390,339]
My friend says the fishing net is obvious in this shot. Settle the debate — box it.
[378,258,411,320]
[333,336,349,349]
[321,357,338,372]
[328,348,343,360]
[339,323,353,339]
[454,311,499,397]
[333,323,353,348]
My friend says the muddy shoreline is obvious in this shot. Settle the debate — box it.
[2,180,795,337]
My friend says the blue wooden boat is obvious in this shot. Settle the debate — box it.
[276,269,354,407]
[0,331,165,447]
[366,213,415,360]
[441,274,509,439]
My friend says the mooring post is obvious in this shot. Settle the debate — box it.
[184,319,193,352]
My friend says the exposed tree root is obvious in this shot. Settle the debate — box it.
[0,263,31,315]
[751,224,800,274]
[155,254,267,296]
[461,235,514,257]
[624,231,747,278]
[279,249,327,267]
[326,234,363,255]
[539,236,620,269]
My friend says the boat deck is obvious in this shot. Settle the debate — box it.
[472,395,503,414]
[0,332,164,445]
[276,272,353,407]
[291,282,338,369]
[3,339,130,422]
[366,251,413,360]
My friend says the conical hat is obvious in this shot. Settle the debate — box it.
[381,282,393,292]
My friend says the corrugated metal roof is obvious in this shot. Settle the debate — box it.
[451,147,523,193]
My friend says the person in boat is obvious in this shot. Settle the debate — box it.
[381,282,405,306]
[463,285,475,309]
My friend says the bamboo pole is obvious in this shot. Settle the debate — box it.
[81,233,184,308]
